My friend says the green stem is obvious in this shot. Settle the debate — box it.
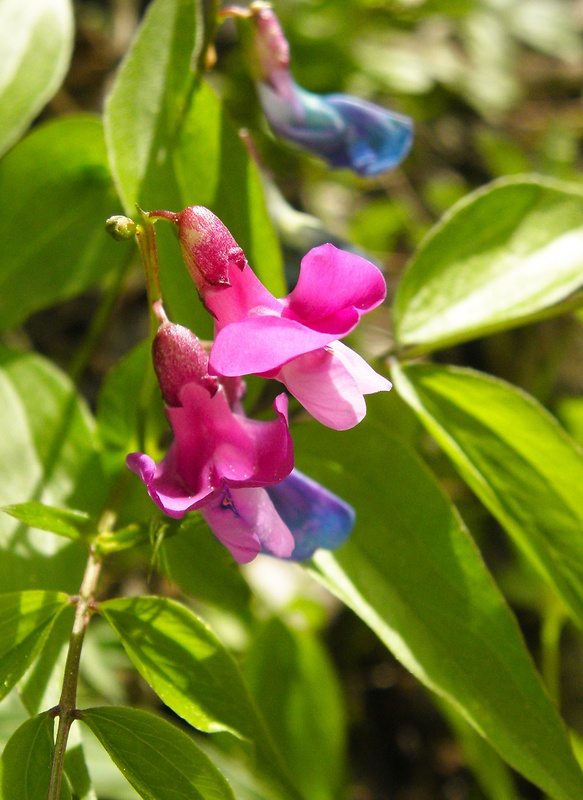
[48,546,103,800]
[135,209,164,339]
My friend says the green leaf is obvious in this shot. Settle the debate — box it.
[98,596,301,799]
[289,419,583,800]
[81,706,235,800]
[2,502,92,542]
[0,116,126,331]
[0,0,73,157]
[104,0,200,214]
[393,176,583,352]
[392,362,583,629]
[0,712,62,800]
[0,590,69,702]
[104,0,284,329]
[245,618,347,800]
[63,729,98,800]
[0,347,105,593]
[161,515,252,616]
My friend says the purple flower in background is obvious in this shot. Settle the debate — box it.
[127,309,355,562]
[160,206,392,430]
[224,2,413,176]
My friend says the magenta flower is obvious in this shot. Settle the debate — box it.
[155,206,392,430]
[224,3,413,176]
[127,316,296,563]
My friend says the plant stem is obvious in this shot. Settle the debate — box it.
[135,209,163,339]
[48,546,103,800]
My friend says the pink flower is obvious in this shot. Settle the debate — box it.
[159,206,392,430]
[126,317,295,563]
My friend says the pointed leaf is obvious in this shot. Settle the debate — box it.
[81,706,235,800]
[2,502,92,542]
[0,116,126,331]
[392,362,583,629]
[0,711,72,800]
[0,590,69,702]
[393,176,583,351]
[0,0,73,156]
[288,419,583,800]
[98,596,301,799]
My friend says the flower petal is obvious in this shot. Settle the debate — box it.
[126,450,217,517]
[266,469,355,560]
[279,347,367,430]
[202,487,294,563]
[284,243,386,332]
[209,315,336,376]
[325,94,414,176]
[331,340,393,395]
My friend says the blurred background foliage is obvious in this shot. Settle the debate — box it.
[3,0,583,798]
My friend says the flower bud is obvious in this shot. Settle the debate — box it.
[105,215,136,241]
[152,322,218,407]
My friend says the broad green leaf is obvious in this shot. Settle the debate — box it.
[98,596,301,799]
[0,116,126,331]
[393,176,583,352]
[104,0,199,213]
[0,712,69,800]
[245,618,347,800]
[2,502,92,542]
[289,419,583,800]
[392,363,583,629]
[0,0,73,157]
[0,590,69,702]
[81,706,235,800]
[0,347,105,593]
[19,606,72,716]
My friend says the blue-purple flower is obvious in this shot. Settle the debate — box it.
[225,2,413,176]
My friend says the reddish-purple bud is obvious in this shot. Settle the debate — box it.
[174,206,247,294]
[152,322,218,407]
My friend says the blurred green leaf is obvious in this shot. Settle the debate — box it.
[63,728,98,800]
[289,418,583,799]
[393,176,583,353]
[392,362,583,629]
[245,617,347,800]
[0,116,125,331]
[19,606,72,716]
[99,596,301,799]
[161,515,252,616]
[0,347,104,593]
[0,0,73,157]
[0,711,72,800]
[509,0,583,62]
[0,590,68,703]
[2,502,92,543]
[81,707,235,800]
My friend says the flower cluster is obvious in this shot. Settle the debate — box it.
[128,208,391,563]
[223,2,414,176]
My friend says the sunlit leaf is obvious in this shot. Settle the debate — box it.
[392,362,583,629]
[0,116,126,331]
[0,0,73,157]
[0,590,69,702]
[81,706,235,800]
[288,418,583,800]
[0,347,105,593]
[2,502,92,543]
[98,596,301,799]
[393,176,583,352]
